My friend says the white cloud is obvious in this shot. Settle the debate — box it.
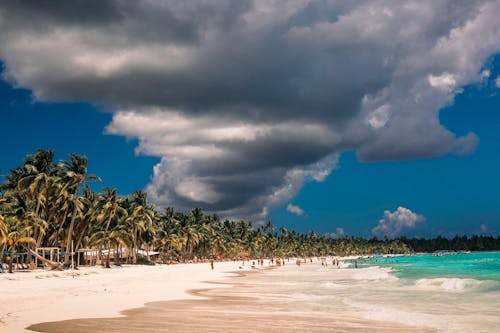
[480,69,490,80]
[367,104,391,129]
[480,224,488,232]
[428,73,457,91]
[372,207,426,238]
[325,227,346,239]
[495,76,500,88]
[286,203,305,216]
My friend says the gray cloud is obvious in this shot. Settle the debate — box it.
[0,0,124,27]
[1,0,499,220]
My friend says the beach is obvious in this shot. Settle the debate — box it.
[28,273,434,333]
[0,261,250,333]
[1,259,424,333]
[3,254,499,333]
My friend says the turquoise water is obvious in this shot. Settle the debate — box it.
[252,254,500,332]
[362,251,500,281]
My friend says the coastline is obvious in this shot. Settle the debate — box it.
[0,261,253,333]
[24,259,437,333]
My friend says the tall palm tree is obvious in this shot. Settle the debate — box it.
[59,154,98,266]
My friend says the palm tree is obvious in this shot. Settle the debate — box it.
[211,232,227,257]
[12,149,57,248]
[59,154,98,267]
[1,216,36,273]
[73,185,98,251]
[95,188,127,267]
[125,192,155,263]
[180,224,202,260]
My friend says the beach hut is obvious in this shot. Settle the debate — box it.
[76,248,100,266]
[35,247,61,268]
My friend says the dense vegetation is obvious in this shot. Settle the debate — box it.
[397,235,500,252]
[1,150,498,272]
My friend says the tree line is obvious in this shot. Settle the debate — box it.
[0,150,497,271]
[396,235,500,252]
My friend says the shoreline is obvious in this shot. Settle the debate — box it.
[25,260,437,333]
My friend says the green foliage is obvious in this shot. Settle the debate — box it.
[397,235,500,252]
[1,149,499,271]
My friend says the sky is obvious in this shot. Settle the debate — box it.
[1,0,499,238]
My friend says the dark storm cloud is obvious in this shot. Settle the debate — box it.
[0,0,123,30]
[1,0,499,220]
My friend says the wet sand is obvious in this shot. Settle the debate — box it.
[28,269,436,333]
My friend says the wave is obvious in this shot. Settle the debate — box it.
[343,298,459,333]
[339,261,351,268]
[412,277,494,292]
[351,266,398,281]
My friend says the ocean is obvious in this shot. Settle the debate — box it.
[247,252,500,332]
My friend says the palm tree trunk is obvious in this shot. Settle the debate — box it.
[133,229,138,264]
[75,230,86,253]
[52,208,69,247]
[33,196,43,248]
[64,186,80,266]
[105,240,111,268]
[115,244,121,266]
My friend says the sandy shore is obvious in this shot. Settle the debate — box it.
[23,260,435,333]
[2,256,436,333]
[0,261,251,333]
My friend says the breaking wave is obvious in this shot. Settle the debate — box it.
[352,266,398,281]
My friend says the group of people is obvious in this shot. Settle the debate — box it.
[322,257,346,268]
[293,256,345,268]
[207,255,354,270]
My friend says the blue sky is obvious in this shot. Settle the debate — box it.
[0,72,160,195]
[1,1,500,238]
[273,62,500,237]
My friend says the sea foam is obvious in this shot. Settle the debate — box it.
[343,298,459,333]
[352,266,398,281]
[413,277,483,292]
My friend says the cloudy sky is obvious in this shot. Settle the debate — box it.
[1,0,499,237]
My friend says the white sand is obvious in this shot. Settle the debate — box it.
[0,261,253,332]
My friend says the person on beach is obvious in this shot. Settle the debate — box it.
[210,258,214,270]
[296,259,301,267]
[321,257,327,267]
